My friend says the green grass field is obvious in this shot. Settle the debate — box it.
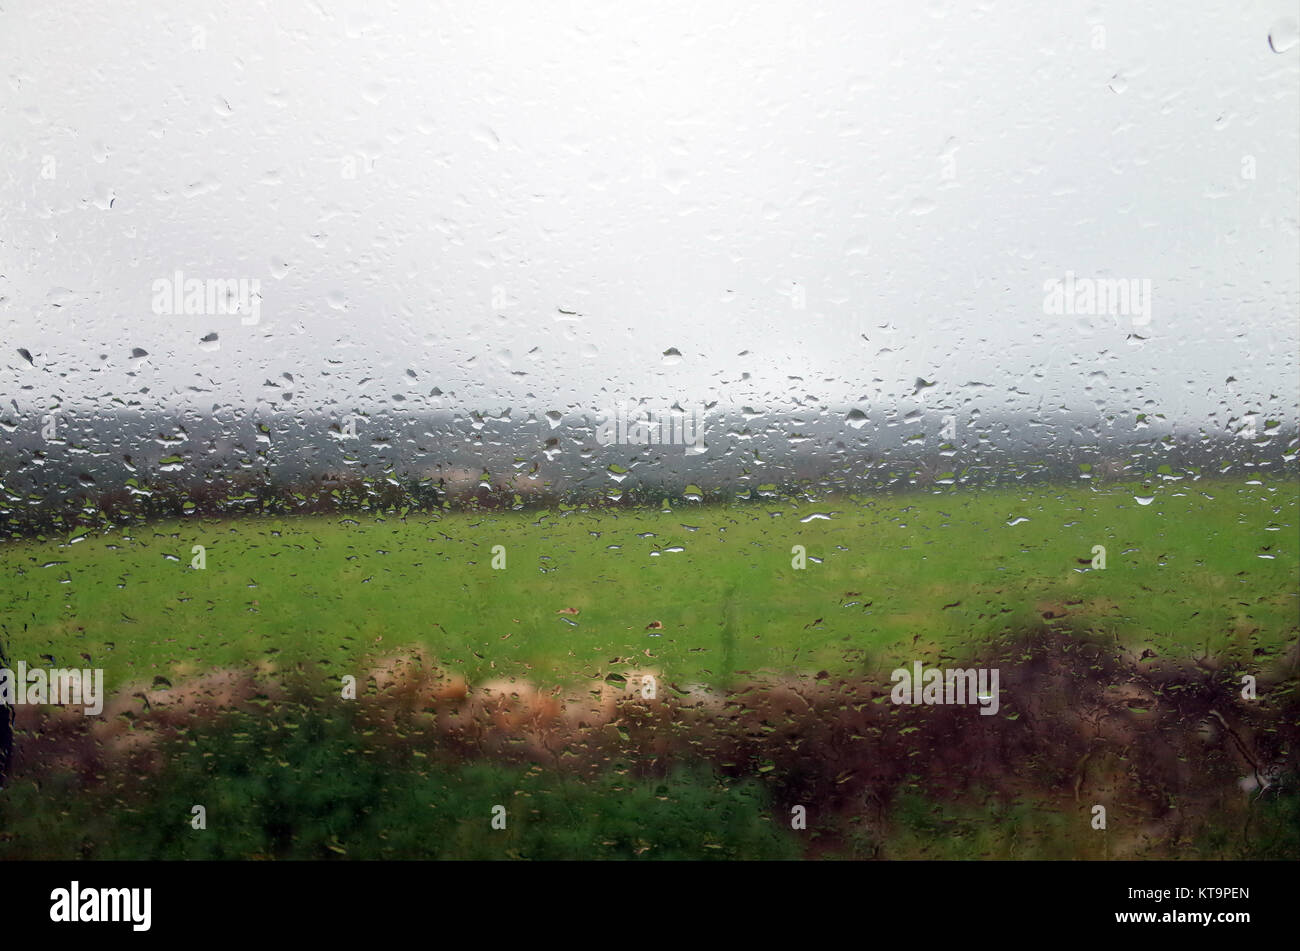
[2,475,1297,860]
[3,477,1296,694]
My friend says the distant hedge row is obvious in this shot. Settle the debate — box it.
[0,470,746,539]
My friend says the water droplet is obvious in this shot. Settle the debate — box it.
[1269,18,1298,53]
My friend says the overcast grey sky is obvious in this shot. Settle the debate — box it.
[2,0,1297,433]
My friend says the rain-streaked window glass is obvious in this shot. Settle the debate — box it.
[1,0,1297,868]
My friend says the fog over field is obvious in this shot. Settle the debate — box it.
[3,0,1297,430]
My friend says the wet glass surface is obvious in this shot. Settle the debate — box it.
[1,1,1297,860]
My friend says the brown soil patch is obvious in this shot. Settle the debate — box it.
[6,628,1297,857]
